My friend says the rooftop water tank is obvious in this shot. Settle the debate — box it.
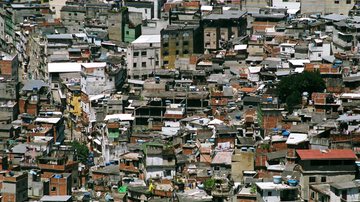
[273,176,282,184]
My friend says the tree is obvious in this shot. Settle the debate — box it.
[277,71,325,111]
[71,140,90,165]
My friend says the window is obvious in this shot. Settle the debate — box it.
[168,157,173,162]
[51,187,56,191]
[142,62,146,67]
[163,60,169,65]
[309,177,316,183]
[282,47,286,51]
[214,166,220,170]
[344,160,354,165]
[133,63,137,68]
[163,43,168,47]
[311,192,315,199]
[164,170,171,176]
[183,50,189,54]
[318,53,322,57]
[163,51,169,56]
[206,32,211,37]
[155,61,159,66]
[347,0,351,4]
[268,191,272,196]
[176,50,179,55]
[150,43,152,47]
[183,41,189,46]
[134,52,139,56]
[126,31,129,35]
[321,177,326,182]
[176,42,179,46]
[330,160,341,165]
[141,51,147,56]
[335,0,339,3]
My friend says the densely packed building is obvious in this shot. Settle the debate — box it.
[1,0,360,201]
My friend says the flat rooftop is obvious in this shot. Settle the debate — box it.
[203,10,247,20]
[256,182,297,190]
[132,35,160,44]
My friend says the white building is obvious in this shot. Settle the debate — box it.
[127,35,161,79]
[49,0,67,19]
[308,39,331,62]
[80,62,115,96]
[127,7,152,20]
[256,182,299,202]
[280,43,297,59]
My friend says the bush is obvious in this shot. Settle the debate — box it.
[70,140,89,165]
[204,179,215,191]
[277,71,325,111]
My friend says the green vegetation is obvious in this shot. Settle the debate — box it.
[277,71,325,111]
[204,178,215,191]
[260,143,270,150]
[71,140,89,165]
[250,184,257,194]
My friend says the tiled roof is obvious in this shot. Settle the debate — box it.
[297,149,357,160]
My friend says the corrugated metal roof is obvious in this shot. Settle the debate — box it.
[297,149,357,160]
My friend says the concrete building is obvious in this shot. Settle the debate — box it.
[107,7,128,42]
[279,43,297,59]
[126,0,164,20]
[143,142,176,180]
[127,35,161,79]
[256,181,299,202]
[308,39,331,62]
[0,171,28,202]
[241,0,269,11]
[0,52,20,122]
[201,10,247,51]
[28,170,50,200]
[296,149,357,201]
[309,180,360,202]
[161,24,203,69]
[60,6,86,33]
[49,0,67,19]
[301,0,354,15]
